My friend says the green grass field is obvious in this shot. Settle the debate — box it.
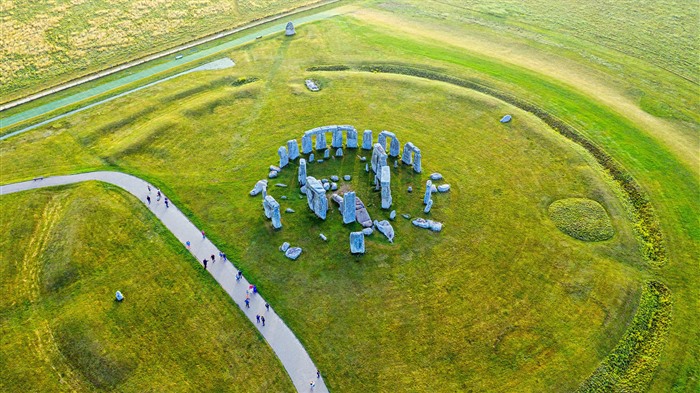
[1,0,697,391]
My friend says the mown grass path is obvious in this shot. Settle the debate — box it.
[0,171,327,393]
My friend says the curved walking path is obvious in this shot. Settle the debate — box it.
[0,171,328,393]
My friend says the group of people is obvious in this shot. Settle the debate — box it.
[145,185,169,208]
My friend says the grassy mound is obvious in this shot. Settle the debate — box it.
[548,198,614,242]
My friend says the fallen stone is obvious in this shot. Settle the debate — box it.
[343,175,351,181]
[250,180,268,196]
[359,156,367,162]
[322,178,329,183]
[412,218,443,232]
[350,232,365,254]
[424,199,433,213]
[431,184,438,193]
[390,210,396,220]
[270,165,281,172]
[362,227,373,236]
[355,197,373,227]
[320,233,327,241]
[402,214,410,219]
[268,170,279,179]
[285,247,302,260]
[317,159,324,163]
[275,183,288,187]
[330,175,339,182]
[331,183,338,191]
[430,173,443,181]
[305,79,320,92]
[280,242,290,252]
[437,184,451,192]
[323,183,331,191]
[500,114,512,123]
[281,195,288,200]
[285,208,295,213]
[374,220,395,243]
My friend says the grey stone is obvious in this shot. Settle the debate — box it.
[355,196,373,227]
[335,148,343,157]
[331,183,338,191]
[285,247,302,260]
[278,146,289,168]
[321,178,329,183]
[350,232,365,254]
[374,219,395,243]
[270,165,281,172]
[250,180,268,196]
[424,199,433,213]
[377,132,386,150]
[317,159,324,163]
[394,160,398,168]
[402,142,415,165]
[332,128,343,148]
[359,156,367,162]
[287,140,300,160]
[330,175,339,182]
[430,173,443,181]
[298,159,307,187]
[305,79,320,92]
[302,134,313,154]
[300,185,307,194]
[285,22,295,36]
[402,214,411,219]
[316,132,327,150]
[437,184,451,192]
[275,183,288,187]
[285,208,295,213]
[309,153,315,162]
[342,191,356,224]
[413,149,422,173]
[371,143,388,174]
[263,195,282,229]
[323,182,331,191]
[408,186,413,193]
[268,170,279,179]
[365,163,369,172]
[362,130,373,150]
[320,233,327,241]
[412,218,443,232]
[324,149,330,159]
[431,184,438,193]
[343,175,351,181]
[500,114,512,123]
[389,136,400,157]
[346,127,358,148]
[390,210,396,220]
[280,242,290,252]
[305,176,328,220]
[378,130,400,157]
[281,195,288,200]
[362,227,373,236]
[424,180,433,204]
[380,165,392,209]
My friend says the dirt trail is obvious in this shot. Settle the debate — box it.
[350,8,698,173]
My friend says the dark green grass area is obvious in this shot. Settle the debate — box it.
[0,183,293,392]
[548,198,615,242]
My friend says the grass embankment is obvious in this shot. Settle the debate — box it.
[0,183,293,392]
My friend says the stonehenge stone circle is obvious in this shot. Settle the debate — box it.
[350,232,365,254]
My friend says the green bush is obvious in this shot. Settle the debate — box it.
[548,198,615,242]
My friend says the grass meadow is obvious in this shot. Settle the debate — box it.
[1,1,697,391]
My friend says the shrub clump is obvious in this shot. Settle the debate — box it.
[548,198,614,241]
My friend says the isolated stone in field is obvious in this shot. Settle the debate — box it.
[430,173,443,181]
[346,127,358,148]
[500,114,512,123]
[298,159,307,186]
[343,175,351,181]
[362,130,373,150]
[317,159,324,163]
[285,22,296,36]
[374,220,395,243]
[343,191,356,224]
[381,166,392,209]
[285,247,302,260]
[280,242,290,252]
[331,175,339,182]
[407,186,413,193]
[250,180,268,196]
[302,134,313,154]
[287,140,300,160]
[424,180,433,204]
[305,176,328,220]
[437,184,451,192]
[336,148,343,157]
[305,79,320,92]
[281,195,287,200]
[263,195,282,229]
[362,227,373,236]
[320,233,327,241]
[268,170,278,179]
[116,291,124,301]
[390,210,396,220]
[350,232,365,254]
[424,199,433,213]
[278,146,289,168]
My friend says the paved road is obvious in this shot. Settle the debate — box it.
[1,172,328,393]
[0,4,345,134]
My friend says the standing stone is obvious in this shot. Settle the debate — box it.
[309,153,315,162]
[402,142,414,165]
[342,192,356,224]
[349,232,365,254]
[316,132,327,150]
[285,22,295,36]
[287,140,300,160]
[389,136,400,157]
[424,199,433,213]
[377,133,387,150]
[390,210,396,220]
[346,128,358,148]
[298,159,307,186]
[332,128,343,148]
[371,143,388,174]
[393,160,398,168]
[302,134,313,154]
[365,163,369,172]
[263,195,282,229]
[305,176,328,220]
[278,146,289,168]
[413,149,422,173]
[424,180,433,205]
[362,130,373,150]
[335,148,343,157]
[324,149,330,159]
[381,165,392,209]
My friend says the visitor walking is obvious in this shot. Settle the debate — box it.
[265,302,270,312]
[203,258,208,270]
[236,270,242,281]
[156,190,161,201]
[185,240,191,250]
[310,380,316,389]
[147,185,151,193]
[211,254,216,263]
[201,230,206,239]
[146,196,151,204]
[317,370,320,379]
[164,198,169,208]
[256,315,260,323]
[261,316,265,326]
[244,298,250,308]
